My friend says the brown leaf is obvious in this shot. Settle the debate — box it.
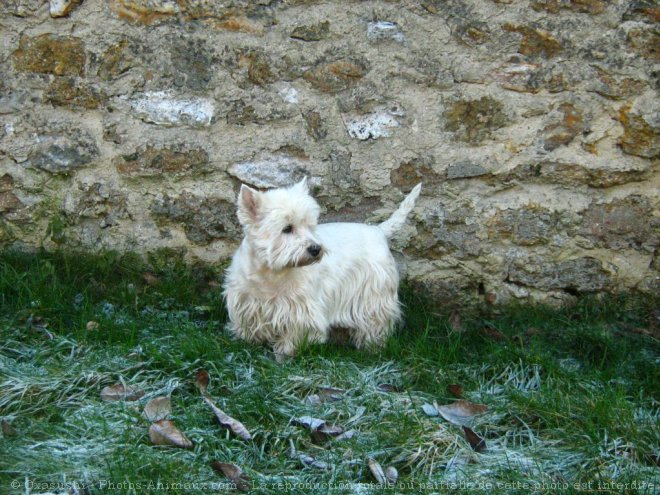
[318,387,344,401]
[447,384,463,398]
[481,326,506,341]
[86,321,100,331]
[304,394,322,406]
[463,426,487,452]
[335,429,357,441]
[449,311,464,333]
[438,400,488,426]
[143,396,171,422]
[149,419,193,448]
[368,458,387,484]
[293,416,326,431]
[203,397,252,441]
[101,383,144,401]
[195,369,210,395]
[299,453,329,470]
[142,272,161,286]
[310,424,345,444]
[385,466,398,484]
[377,383,402,392]
[525,327,542,337]
[210,462,250,492]
[1,420,18,437]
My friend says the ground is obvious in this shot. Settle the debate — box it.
[0,250,658,495]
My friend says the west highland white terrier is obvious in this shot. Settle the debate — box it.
[223,179,422,358]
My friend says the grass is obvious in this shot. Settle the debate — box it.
[0,249,658,494]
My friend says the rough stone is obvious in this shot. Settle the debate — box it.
[488,206,560,246]
[151,193,239,244]
[0,0,43,16]
[541,103,586,151]
[228,155,310,189]
[303,111,327,141]
[508,256,612,292]
[442,97,509,144]
[97,40,135,81]
[617,97,660,159]
[367,21,405,43]
[0,191,23,213]
[588,67,647,101]
[580,196,658,252]
[447,162,489,180]
[110,0,179,25]
[129,91,215,127]
[343,106,403,140]
[115,145,209,177]
[303,59,368,94]
[27,131,99,174]
[390,157,440,190]
[531,0,606,14]
[243,51,276,86]
[623,1,660,22]
[64,182,130,228]
[506,161,648,188]
[49,0,82,17]
[504,24,563,59]
[46,78,105,110]
[416,205,482,259]
[12,34,86,77]
[170,39,215,91]
[291,21,330,41]
[627,27,660,61]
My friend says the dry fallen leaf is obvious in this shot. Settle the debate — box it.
[438,400,488,426]
[463,426,487,452]
[143,396,171,422]
[377,383,402,393]
[421,402,439,417]
[335,429,357,441]
[447,384,463,398]
[294,416,326,431]
[318,387,344,401]
[101,383,144,402]
[86,321,99,331]
[299,453,329,470]
[195,370,210,395]
[481,326,506,341]
[311,424,345,444]
[204,396,252,441]
[304,394,322,406]
[449,311,464,333]
[1,420,17,437]
[368,458,387,484]
[210,462,250,492]
[149,419,193,448]
[385,466,398,484]
[142,272,161,286]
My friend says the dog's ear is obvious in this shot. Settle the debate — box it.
[237,184,261,226]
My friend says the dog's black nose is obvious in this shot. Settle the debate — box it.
[307,244,322,258]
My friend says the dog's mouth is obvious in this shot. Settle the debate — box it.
[287,250,324,268]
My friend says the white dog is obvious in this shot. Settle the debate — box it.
[223,179,421,358]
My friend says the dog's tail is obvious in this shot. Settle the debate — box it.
[378,183,422,238]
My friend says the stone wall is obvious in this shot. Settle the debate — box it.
[1,0,658,305]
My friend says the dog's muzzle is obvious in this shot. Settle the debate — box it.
[307,244,322,258]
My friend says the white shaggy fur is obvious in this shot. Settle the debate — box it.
[223,179,422,358]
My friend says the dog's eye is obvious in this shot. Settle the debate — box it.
[282,224,293,234]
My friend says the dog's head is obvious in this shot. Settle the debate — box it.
[236,178,324,270]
